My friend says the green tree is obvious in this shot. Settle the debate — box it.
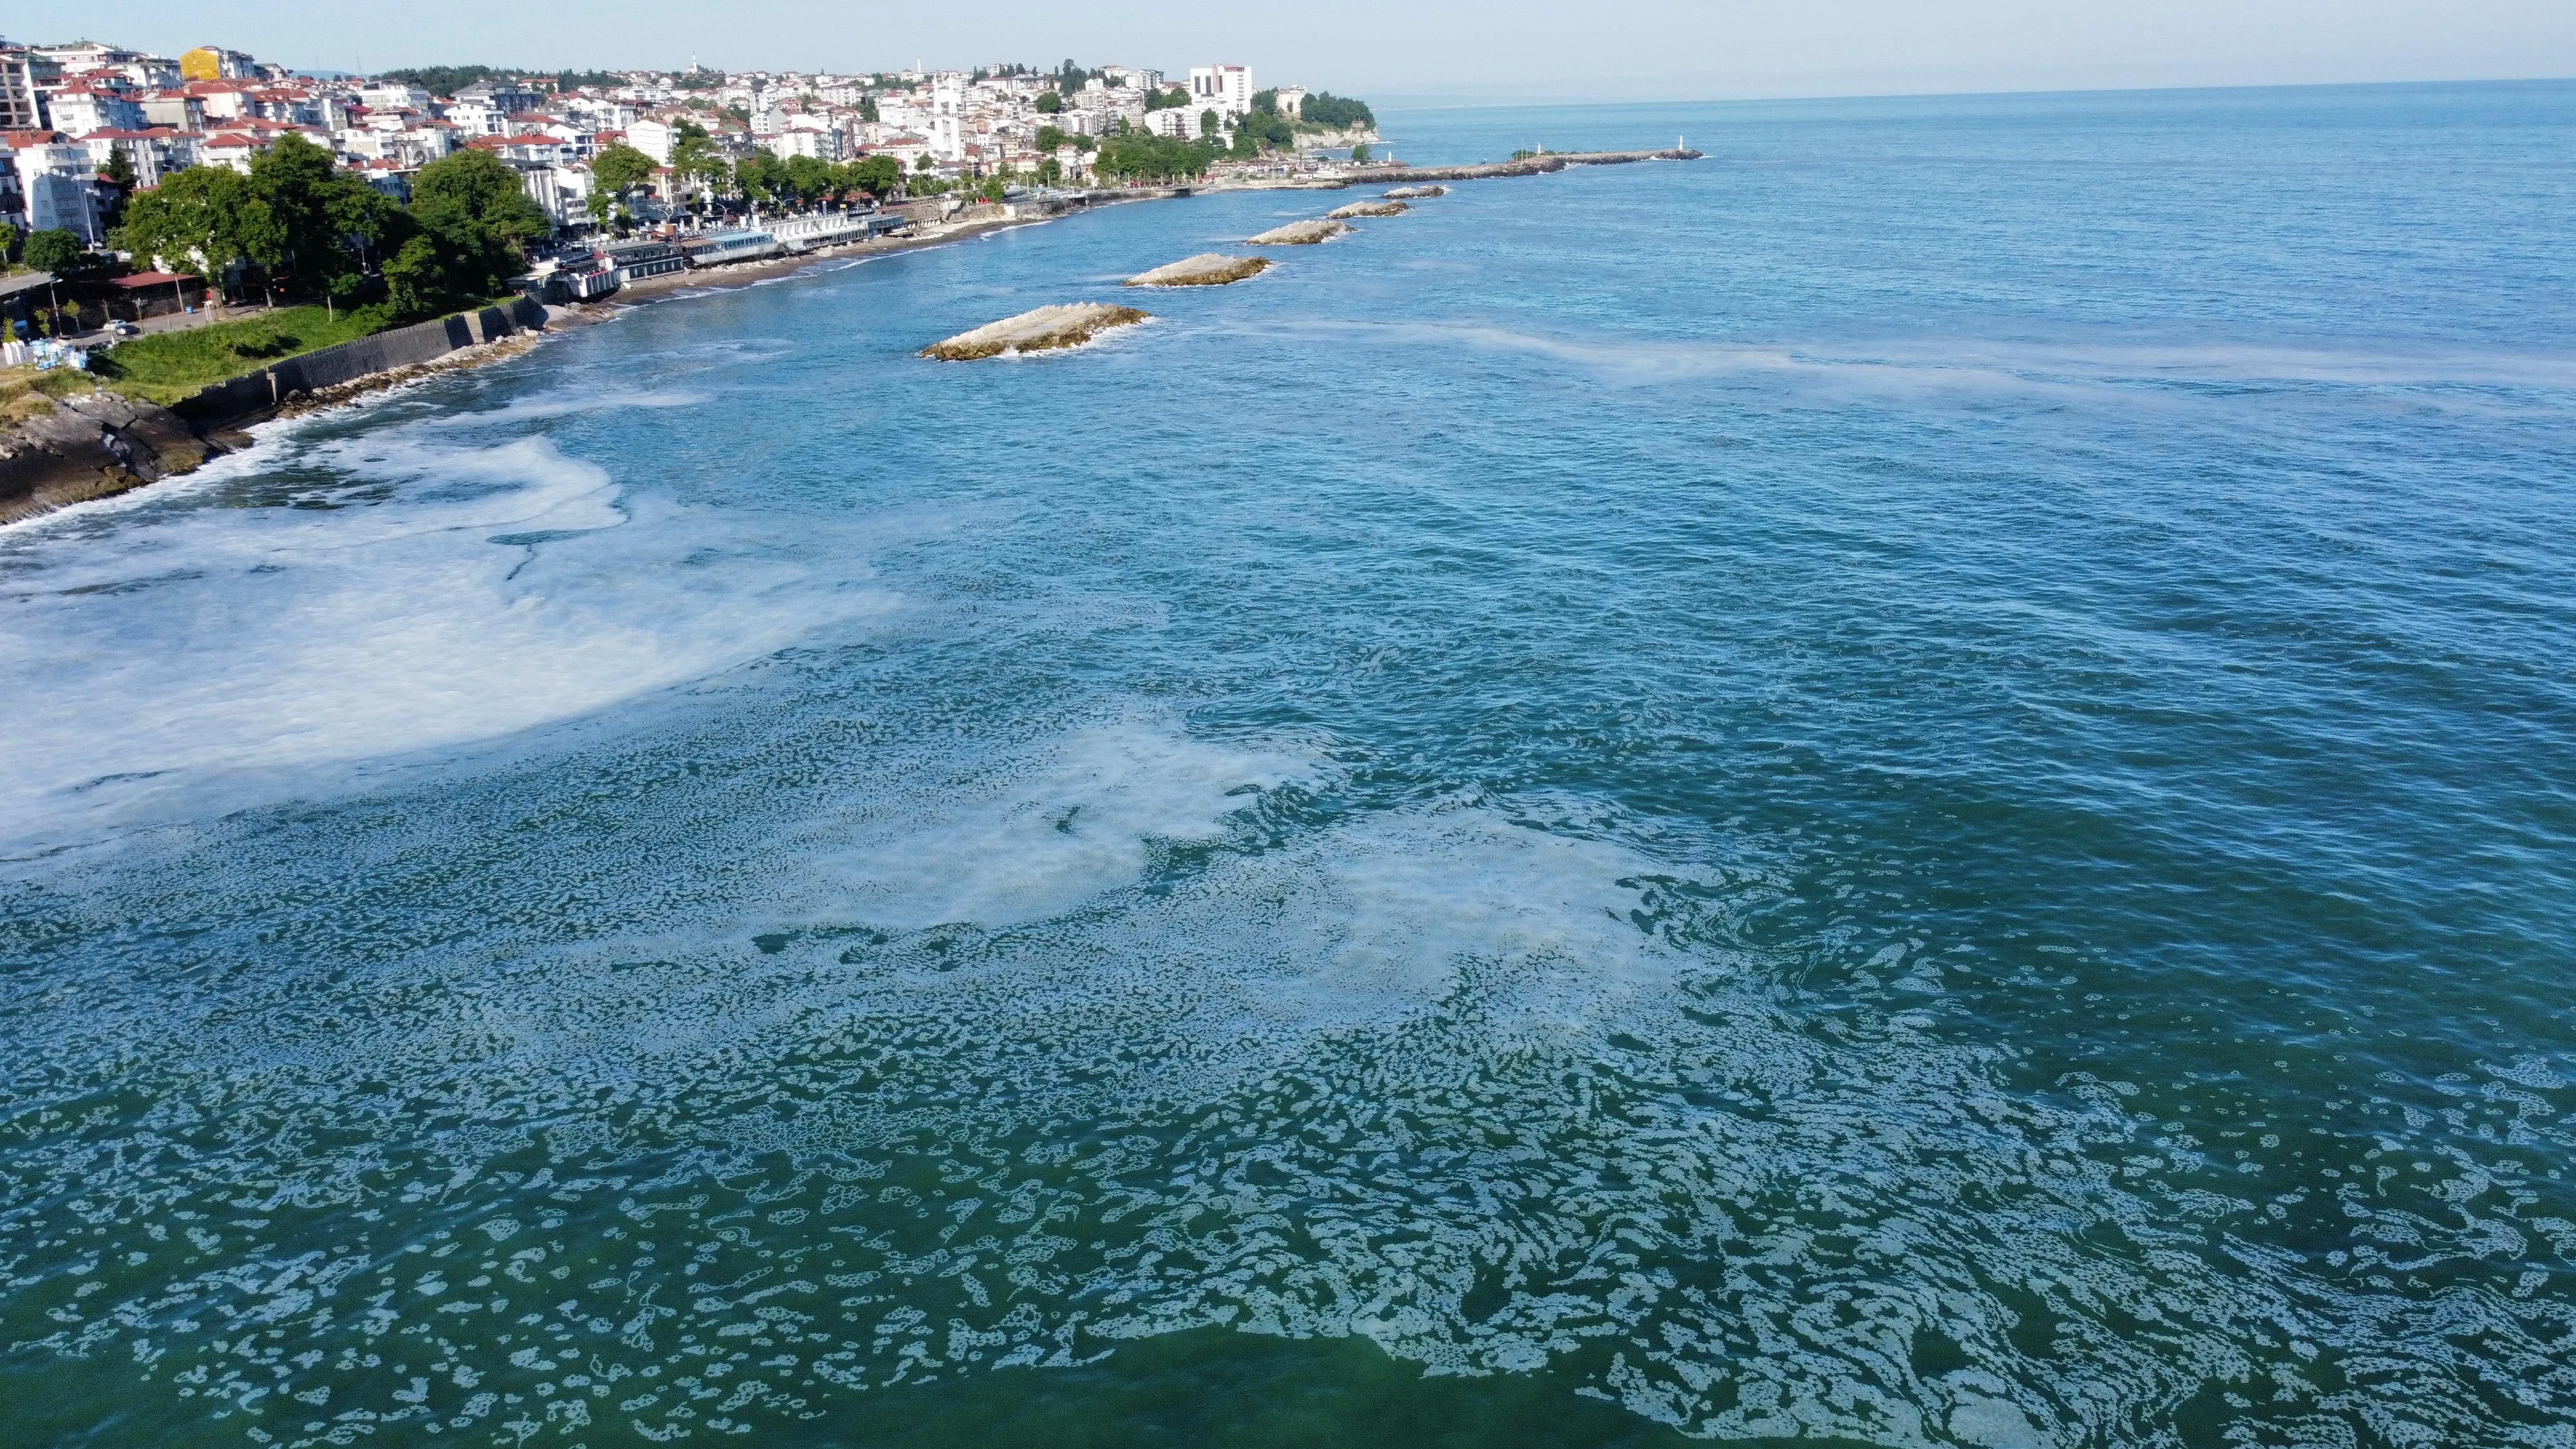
[591,142,656,203]
[1300,92,1376,129]
[1036,125,1068,153]
[1352,142,1372,164]
[100,144,136,187]
[402,147,551,314]
[113,164,260,286]
[247,132,401,305]
[849,154,901,198]
[1034,91,1062,115]
[381,234,449,318]
[669,124,728,200]
[1144,86,1189,112]
[1199,108,1221,140]
[784,153,833,207]
[859,95,878,123]
[1037,157,1061,187]
[22,228,83,276]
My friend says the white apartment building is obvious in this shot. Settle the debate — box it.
[357,82,430,113]
[4,137,102,242]
[770,127,841,162]
[1187,65,1253,119]
[625,117,679,164]
[1273,86,1307,119]
[44,84,146,135]
[80,128,197,186]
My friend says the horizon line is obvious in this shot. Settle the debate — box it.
[1366,72,2576,113]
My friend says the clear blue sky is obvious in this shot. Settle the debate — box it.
[31,0,2576,103]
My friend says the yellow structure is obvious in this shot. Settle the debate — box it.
[176,47,249,82]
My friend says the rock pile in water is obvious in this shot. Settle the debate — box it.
[1328,200,1410,219]
[921,303,1150,360]
[1125,254,1273,287]
[1247,219,1352,246]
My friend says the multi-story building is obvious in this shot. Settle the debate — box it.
[356,81,430,113]
[2,44,62,129]
[451,80,542,116]
[180,46,258,81]
[78,127,198,186]
[48,82,146,135]
[2,133,102,241]
[1187,65,1254,120]
[1273,86,1307,119]
[139,90,207,131]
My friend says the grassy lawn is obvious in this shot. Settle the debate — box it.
[86,305,391,406]
[0,364,103,426]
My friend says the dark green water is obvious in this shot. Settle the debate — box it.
[4,85,2574,1447]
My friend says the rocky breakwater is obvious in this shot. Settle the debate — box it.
[1247,219,1352,246]
[1383,185,1448,200]
[1342,147,1704,184]
[1126,254,1271,288]
[922,303,1150,360]
[0,377,218,526]
[1327,200,1410,220]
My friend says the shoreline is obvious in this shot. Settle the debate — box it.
[2,153,1694,529]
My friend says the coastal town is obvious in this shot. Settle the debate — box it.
[0,32,1701,527]
[0,35,1383,341]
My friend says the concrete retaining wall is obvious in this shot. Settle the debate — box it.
[173,296,545,426]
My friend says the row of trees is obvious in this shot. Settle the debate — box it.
[580,124,909,229]
[113,134,550,323]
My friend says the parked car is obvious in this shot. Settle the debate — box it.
[105,320,141,337]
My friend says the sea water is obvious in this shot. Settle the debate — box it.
[5,83,2574,1448]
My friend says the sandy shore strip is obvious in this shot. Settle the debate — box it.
[1126,254,1272,287]
[922,303,1150,360]
[1248,219,1352,246]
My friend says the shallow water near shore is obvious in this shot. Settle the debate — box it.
[6,83,2576,1448]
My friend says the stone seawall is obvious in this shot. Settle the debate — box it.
[3,296,549,527]
[173,296,546,427]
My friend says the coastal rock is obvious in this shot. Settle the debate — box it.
[1327,200,1409,220]
[1247,219,1352,246]
[1383,185,1448,200]
[921,303,1151,360]
[0,382,216,527]
[1125,254,1273,287]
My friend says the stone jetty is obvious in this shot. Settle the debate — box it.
[1340,147,1703,184]
[1247,219,1351,246]
[1383,185,1449,200]
[1327,200,1409,220]
[1126,254,1272,287]
[921,303,1150,360]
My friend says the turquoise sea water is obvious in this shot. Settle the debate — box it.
[5,82,2575,1448]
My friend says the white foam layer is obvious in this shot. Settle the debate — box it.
[0,417,884,851]
[806,720,1312,931]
